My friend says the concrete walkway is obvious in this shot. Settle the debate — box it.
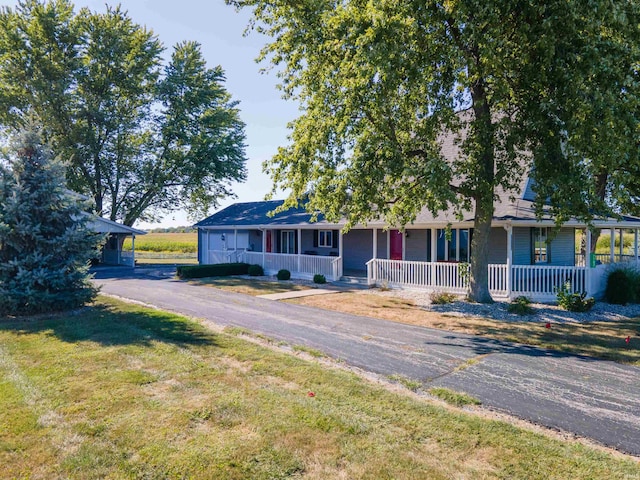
[94,266,640,456]
[258,288,345,300]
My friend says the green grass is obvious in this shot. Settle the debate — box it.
[429,387,482,407]
[387,374,422,392]
[123,232,197,253]
[194,276,312,296]
[1,297,639,479]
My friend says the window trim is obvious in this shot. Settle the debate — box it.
[318,230,333,248]
[532,227,550,264]
[281,230,295,254]
[437,228,470,262]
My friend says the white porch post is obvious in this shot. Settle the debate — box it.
[586,228,593,296]
[338,230,344,279]
[372,228,378,259]
[610,228,615,263]
[506,225,513,299]
[430,228,437,262]
[402,230,406,260]
[117,234,122,265]
[261,228,266,269]
[430,228,437,287]
[131,234,136,267]
[297,229,302,273]
[234,228,238,259]
[204,229,209,264]
[619,228,624,259]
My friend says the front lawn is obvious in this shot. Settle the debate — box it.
[1,298,638,479]
[193,276,313,296]
[287,292,640,365]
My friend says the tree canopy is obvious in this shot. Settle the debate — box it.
[230,0,640,302]
[0,0,247,226]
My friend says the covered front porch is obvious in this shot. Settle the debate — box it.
[366,224,640,301]
[199,222,640,301]
[199,226,346,281]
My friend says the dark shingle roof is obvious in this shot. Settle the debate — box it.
[196,179,640,228]
[194,200,325,227]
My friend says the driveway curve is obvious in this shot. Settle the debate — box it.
[94,266,640,456]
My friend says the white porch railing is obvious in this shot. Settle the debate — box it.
[488,264,509,296]
[207,250,235,264]
[366,259,588,300]
[575,253,638,266]
[511,264,587,297]
[367,259,470,293]
[241,251,342,281]
[102,249,134,267]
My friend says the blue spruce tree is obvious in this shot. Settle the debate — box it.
[0,126,101,315]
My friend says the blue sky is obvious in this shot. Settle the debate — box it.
[0,0,297,228]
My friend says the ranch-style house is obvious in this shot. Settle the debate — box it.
[194,175,640,302]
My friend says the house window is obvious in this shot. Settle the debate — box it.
[318,230,333,248]
[437,228,471,262]
[459,229,470,262]
[281,230,296,254]
[533,227,549,264]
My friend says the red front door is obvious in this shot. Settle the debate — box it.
[390,230,403,260]
[266,230,272,253]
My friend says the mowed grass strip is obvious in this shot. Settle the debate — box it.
[122,232,197,253]
[194,276,313,296]
[1,298,639,479]
[288,292,640,366]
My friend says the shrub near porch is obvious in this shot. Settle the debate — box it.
[1,297,639,479]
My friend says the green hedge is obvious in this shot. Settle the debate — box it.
[177,263,250,279]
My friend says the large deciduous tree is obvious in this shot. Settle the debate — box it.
[230,0,639,302]
[0,0,247,226]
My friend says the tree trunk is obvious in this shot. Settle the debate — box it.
[469,194,494,303]
[467,78,496,303]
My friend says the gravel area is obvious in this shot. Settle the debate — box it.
[366,286,640,323]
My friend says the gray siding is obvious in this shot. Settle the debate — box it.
[550,228,575,266]
[301,230,316,254]
[198,228,204,263]
[405,229,429,261]
[488,227,507,264]
[512,226,576,266]
[343,229,373,271]
[513,227,532,265]
[377,230,387,258]
[202,229,254,252]
[247,230,263,252]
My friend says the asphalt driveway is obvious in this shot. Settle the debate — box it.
[94,266,640,456]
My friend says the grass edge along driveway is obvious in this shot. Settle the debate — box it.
[0,296,639,479]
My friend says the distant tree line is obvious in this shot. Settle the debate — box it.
[148,227,196,234]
